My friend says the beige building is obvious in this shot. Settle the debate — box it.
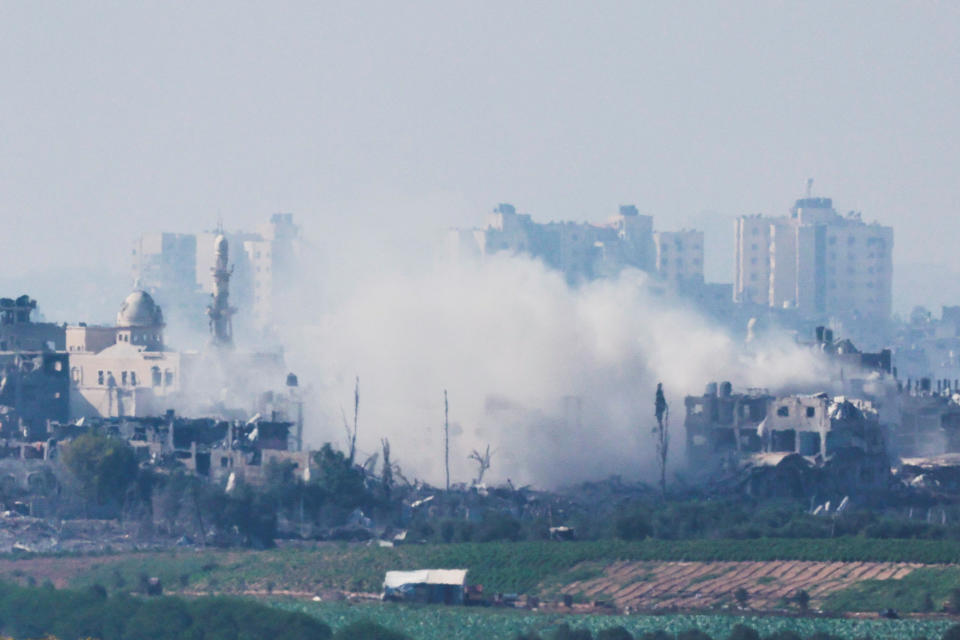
[734,214,773,305]
[654,229,704,289]
[734,197,893,319]
[67,291,185,419]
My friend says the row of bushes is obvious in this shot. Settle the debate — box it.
[0,581,411,640]
[515,622,960,640]
[402,498,960,546]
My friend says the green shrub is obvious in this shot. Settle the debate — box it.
[332,620,412,640]
[727,624,760,640]
[597,627,634,640]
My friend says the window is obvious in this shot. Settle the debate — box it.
[164,370,174,386]
[806,407,815,418]
[151,367,161,387]
[130,371,137,386]
[121,371,128,386]
[97,370,104,385]
[71,368,81,384]
[777,406,789,417]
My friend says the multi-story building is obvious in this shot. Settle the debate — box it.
[0,296,65,352]
[653,229,704,289]
[734,197,893,321]
[447,203,656,284]
[133,214,301,333]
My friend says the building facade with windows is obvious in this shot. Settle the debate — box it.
[654,229,704,289]
[734,198,893,320]
[445,203,656,284]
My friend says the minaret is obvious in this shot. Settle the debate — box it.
[207,232,236,347]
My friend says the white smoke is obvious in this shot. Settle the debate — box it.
[280,253,832,488]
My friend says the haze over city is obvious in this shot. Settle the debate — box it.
[1,2,958,320]
[2,5,960,639]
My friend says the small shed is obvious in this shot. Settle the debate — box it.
[382,569,467,605]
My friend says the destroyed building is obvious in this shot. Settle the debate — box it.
[0,297,71,438]
[0,351,70,439]
[684,382,772,470]
[0,296,65,351]
[685,382,891,499]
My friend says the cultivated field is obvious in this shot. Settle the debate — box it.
[557,560,925,610]
[0,540,956,615]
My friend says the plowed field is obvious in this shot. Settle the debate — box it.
[558,560,925,610]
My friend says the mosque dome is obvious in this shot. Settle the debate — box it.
[116,290,164,328]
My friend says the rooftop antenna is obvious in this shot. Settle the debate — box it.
[806,178,814,198]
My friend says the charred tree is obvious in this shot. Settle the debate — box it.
[344,376,359,465]
[469,445,492,485]
[653,382,670,499]
[381,438,393,500]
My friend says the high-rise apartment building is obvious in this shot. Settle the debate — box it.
[734,198,893,320]
[447,203,656,284]
[654,229,704,289]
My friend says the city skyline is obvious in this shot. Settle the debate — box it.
[0,3,957,315]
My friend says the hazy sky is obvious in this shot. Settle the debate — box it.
[1,2,958,310]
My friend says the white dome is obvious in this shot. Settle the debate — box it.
[116,290,164,328]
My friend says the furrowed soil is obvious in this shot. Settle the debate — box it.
[553,560,926,610]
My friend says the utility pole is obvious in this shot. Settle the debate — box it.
[348,376,359,465]
[443,389,450,491]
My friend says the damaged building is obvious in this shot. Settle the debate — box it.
[0,296,71,438]
[684,382,772,470]
[685,382,890,499]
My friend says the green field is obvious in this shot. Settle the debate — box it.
[57,538,960,597]
[824,567,960,613]
[271,599,957,640]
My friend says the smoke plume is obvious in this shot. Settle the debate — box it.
[281,253,832,488]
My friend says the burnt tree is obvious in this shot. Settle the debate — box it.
[653,382,669,498]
